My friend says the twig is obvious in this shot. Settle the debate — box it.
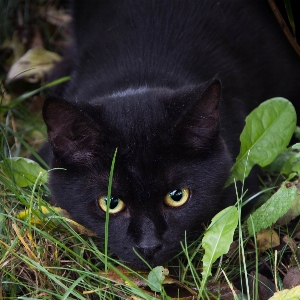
[274,250,279,292]
[267,0,300,57]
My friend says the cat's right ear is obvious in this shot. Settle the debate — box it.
[166,79,222,153]
[43,98,103,163]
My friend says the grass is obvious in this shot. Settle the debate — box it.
[0,188,145,298]
[0,146,263,299]
[0,84,296,298]
[1,1,300,296]
[0,111,236,299]
[0,84,290,299]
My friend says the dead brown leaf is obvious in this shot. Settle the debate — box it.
[282,235,300,265]
[257,229,280,252]
[6,47,61,83]
[283,267,300,289]
[248,271,276,300]
[206,282,240,300]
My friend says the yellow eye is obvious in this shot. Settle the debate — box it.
[98,196,125,214]
[164,188,189,207]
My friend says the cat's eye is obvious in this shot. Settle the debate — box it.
[98,196,125,214]
[164,188,190,207]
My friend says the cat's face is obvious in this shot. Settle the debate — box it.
[43,80,233,268]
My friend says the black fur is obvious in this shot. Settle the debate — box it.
[43,0,300,268]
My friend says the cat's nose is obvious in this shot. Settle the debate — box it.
[135,239,162,258]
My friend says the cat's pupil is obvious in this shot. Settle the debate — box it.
[105,197,119,209]
[169,189,183,202]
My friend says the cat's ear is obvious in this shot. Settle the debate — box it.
[172,79,221,152]
[43,98,103,163]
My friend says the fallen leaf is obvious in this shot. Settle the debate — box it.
[206,282,240,300]
[100,266,148,288]
[6,47,61,83]
[283,267,300,289]
[257,229,280,252]
[100,266,197,299]
[17,205,97,236]
[269,285,300,299]
[248,272,276,300]
[282,235,300,265]
[45,5,72,27]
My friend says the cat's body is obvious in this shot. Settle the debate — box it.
[43,0,300,268]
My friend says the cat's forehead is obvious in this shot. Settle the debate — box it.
[107,87,149,98]
[88,86,174,135]
[89,86,172,108]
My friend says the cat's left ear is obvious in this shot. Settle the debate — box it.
[169,79,222,151]
[43,97,103,164]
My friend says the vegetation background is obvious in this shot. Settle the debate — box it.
[1,0,300,299]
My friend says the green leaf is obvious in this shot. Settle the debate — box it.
[282,153,300,175]
[147,266,169,293]
[247,182,298,236]
[201,206,238,281]
[263,151,293,175]
[227,98,296,186]
[0,157,48,187]
[294,126,300,140]
[292,143,300,158]
[277,193,300,226]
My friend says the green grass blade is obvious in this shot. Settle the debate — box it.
[105,148,118,272]
[284,0,296,37]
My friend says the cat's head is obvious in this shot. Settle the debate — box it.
[43,79,233,269]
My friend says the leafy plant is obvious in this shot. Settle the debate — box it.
[2,1,300,298]
[1,87,300,298]
[0,157,48,187]
[200,206,238,296]
[147,266,169,293]
[227,98,296,186]
[247,182,298,236]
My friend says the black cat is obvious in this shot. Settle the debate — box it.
[42,0,300,269]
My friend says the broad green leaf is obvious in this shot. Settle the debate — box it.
[264,144,300,176]
[147,266,169,292]
[282,153,300,175]
[201,206,238,281]
[247,182,298,236]
[294,126,300,140]
[292,143,300,159]
[277,193,300,226]
[0,157,48,187]
[263,151,293,175]
[227,98,296,186]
